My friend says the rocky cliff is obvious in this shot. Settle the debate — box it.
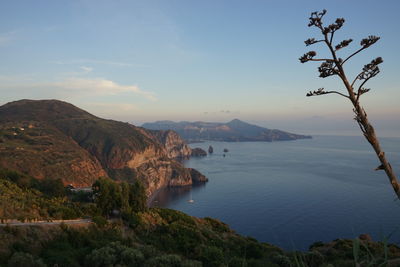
[149,129,209,159]
[0,99,207,197]
[148,130,192,159]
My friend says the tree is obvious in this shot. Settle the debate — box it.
[92,177,147,217]
[7,252,46,267]
[299,10,400,198]
[128,180,147,213]
[92,177,121,217]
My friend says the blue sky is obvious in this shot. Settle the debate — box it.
[1,0,399,136]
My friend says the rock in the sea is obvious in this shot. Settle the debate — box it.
[223,148,229,153]
[189,168,208,184]
[191,147,207,157]
[208,145,214,154]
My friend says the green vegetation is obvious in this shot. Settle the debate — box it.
[2,208,400,266]
[1,169,400,266]
[0,178,82,222]
[92,177,147,217]
[0,208,283,267]
[0,169,66,198]
[0,121,104,187]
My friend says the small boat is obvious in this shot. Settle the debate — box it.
[188,191,194,203]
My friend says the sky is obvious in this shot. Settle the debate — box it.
[1,0,399,136]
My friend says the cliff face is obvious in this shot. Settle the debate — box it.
[0,100,207,197]
[148,130,192,159]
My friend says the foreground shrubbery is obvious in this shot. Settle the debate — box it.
[0,209,284,267]
[1,169,400,266]
[0,179,84,222]
[1,208,400,266]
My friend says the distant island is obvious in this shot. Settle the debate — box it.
[142,119,311,143]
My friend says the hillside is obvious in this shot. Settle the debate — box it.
[1,168,400,266]
[142,119,311,142]
[0,99,207,196]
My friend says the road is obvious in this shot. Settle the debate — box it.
[0,218,92,227]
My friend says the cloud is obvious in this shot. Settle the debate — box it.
[60,66,94,76]
[0,76,157,101]
[80,66,93,73]
[52,78,157,101]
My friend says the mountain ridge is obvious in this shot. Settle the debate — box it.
[142,119,311,142]
[0,99,207,197]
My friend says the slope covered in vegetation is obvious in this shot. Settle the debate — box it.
[0,169,84,221]
[1,169,400,266]
[0,99,207,196]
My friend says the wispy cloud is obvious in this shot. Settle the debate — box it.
[60,66,94,76]
[52,78,157,101]
[80,66,93,73]
[0,76,157,101]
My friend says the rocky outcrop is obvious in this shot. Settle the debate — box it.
[189,168,208,184]
[148,130,192,159]
[0,100,207,198]
[149,129,208,158]
[191,148,207,157]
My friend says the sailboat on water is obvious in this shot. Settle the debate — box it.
[188,190,194,203]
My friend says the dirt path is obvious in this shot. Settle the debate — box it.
[0,219,92,226]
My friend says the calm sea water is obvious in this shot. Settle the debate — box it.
[150,135,400,250]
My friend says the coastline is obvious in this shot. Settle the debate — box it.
[146,186,165,207]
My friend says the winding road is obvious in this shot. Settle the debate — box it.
[0,219,92,227]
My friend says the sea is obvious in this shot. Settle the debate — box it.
[150,135,400,251]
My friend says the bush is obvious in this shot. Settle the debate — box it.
[120,247,144,266]
[156,208,195,225]
[199,246,224,267]
[85,242,145,267]
[85,246,117,267]
[204,217,230,233]
[121,211,140,228]
[229,256,248,267]
[245,241,264,259]
[144,254,183,267]
[7,252,46,267]
[92,216,108,228]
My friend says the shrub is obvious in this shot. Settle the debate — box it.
[7,252,46,267]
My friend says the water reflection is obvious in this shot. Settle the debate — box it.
[150,183,207,207]
[145,136,400,250]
